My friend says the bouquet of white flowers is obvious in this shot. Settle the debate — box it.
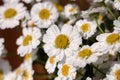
[0,0,120,80]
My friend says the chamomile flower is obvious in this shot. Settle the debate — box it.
[31,1,59,28]
[57,63,77,80]
[16,27,41,56]
[75,19,97,39]
[104,63,120,80]
[113,16,120,33]
[63,4,79,18]
[45,56,58,73]
[71,45,98,68]
[15,63,34,80]
[0,59,12,80]
[96,32,120,55]
[22,0,33,4]
[0,38,4,56]
[43,24,82,61]
[113,0,120,10]
[0,2,26,29]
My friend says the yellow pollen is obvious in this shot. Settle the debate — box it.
[115,69,120,80]
[106,33,120,45]
[23,35,32,46]
[98,14,103,21]
[0,70,3,80]
[16,68,22,75]
[54,3,63,12]
[24,53,32,61]
[62,64,70,76]
[39,9,50,20]
[55,34,69,49]
[23,70,29,80]
[78,48,92,58]
[4,8,16,19]
[80,23,89,32]
[118,0,120,2]
[69,7,76,12]
[49,56,54,64]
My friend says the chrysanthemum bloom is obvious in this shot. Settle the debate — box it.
[104,63,120,80]
[14,63,34,80]
[114,0,120,10]
[56,63,77,80]
[63,4,79,18]
[96,32,120,55]
[16,27,41,56]
[43,24,82,61]
[31,1,59,28]
[45,56,58,73]
[0,38,4,56]
[75,19,97,39]
[0,59,11,80]
[0,2,26,29]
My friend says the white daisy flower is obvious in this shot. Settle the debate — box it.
[113,16,120,33]
[0,38,4,56]
[71,45,98,68]
[45,56,58,73]
[15,63,34,80]
[113,0,120,10]
[22,0,33,4]
[0,2,26,29]
[43,24,82,61]
[0,59,12,80]
[96,32,120,55]
[31,1,59,28]
[63,4,79,18]
[104,63,120,80]
[2,0,20,3]
[75,19,97,39]
[57,63,77,80]
[16,27,41,56]
[4,72,17,80]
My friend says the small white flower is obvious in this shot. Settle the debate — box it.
[0,2,26,29]
[45,56,58,73]
[57,63,77,80]
[114,0,120,10]
[113,16,120,33]
[75,19,97,39]
[43,24,82,61]
[63,4,79,18]
[96,32,120,55]
[16,27,41,56]
[31,1,59,28]
[0,59,12,80]
[0,38,4,56]
[22,0,33,4]
[104,63,120,80]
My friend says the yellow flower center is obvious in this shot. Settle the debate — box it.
[49,56,54,64]
[115,69,120,80]
[24,53,32,61]
[4,8,17,19]
[62,64,70,76]
[28,21,35,27]
[78,48,92,58]
[23,35,32,46]
[23,70,29,80]
[118,0,120,3]
[69,7,76,13]
[16,68,22,75]
[98,14,103,21]
[54,3,63,12]
[39,9,50,20]
[80,23,89,32]
[55,34,69,49]
[0,70,3,80]
[106,33,120,45]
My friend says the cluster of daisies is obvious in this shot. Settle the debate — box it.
[0,0,120,80]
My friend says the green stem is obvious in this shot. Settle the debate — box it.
[94,18,104,33]
[91,64,105,75]
[103,2,116,20]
